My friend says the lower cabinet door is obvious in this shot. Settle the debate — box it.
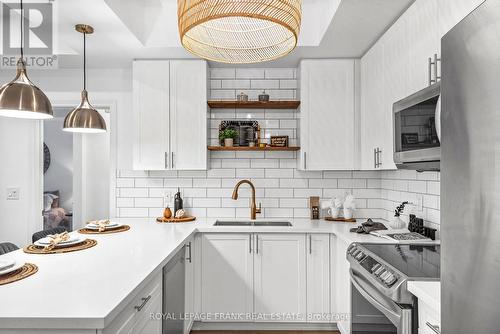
[200,234,253,320]
[184,240,194,333]
[254,234,307,322]
[132,291,162,334]
[306,234,330,323]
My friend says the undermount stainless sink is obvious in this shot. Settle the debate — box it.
[214,220,292,227]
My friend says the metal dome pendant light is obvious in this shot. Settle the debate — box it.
[0,0,53,119]
[63,24,106,133]
[178,0,303,64]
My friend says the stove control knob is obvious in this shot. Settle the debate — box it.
[375,266,385,276]
[381,271,391,281]
[355,252,365,260]
[352,250,361,257]
[371,264,381,273]
[386,275,397,286]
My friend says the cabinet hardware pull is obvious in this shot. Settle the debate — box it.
[304,152,307,170]
[426,322,441,334]
[171,152,174,169]
[134,295,151,311]
[428,57,433,86]
[434,53,441,83]
[249,234,252,253]
[374,148,377,169]
[377,148,382,168]
[256,235,259,254]
[309,235,312,254]
[165,152,168,170]
[186,242,192,263]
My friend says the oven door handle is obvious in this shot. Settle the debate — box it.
[350,269,402,326]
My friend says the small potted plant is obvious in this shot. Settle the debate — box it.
[391,201,409,229]
[219,128,237,147]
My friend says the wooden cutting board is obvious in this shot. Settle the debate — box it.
[156,216,196,223]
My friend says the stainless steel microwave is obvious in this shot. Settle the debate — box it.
[393,83,441,171]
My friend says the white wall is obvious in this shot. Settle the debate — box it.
[43,109,74,211]
[0,118,43,247]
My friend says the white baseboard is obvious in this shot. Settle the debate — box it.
[191,321,339,331]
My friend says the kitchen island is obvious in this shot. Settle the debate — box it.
[0,218,391,333]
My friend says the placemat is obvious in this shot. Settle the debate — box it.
[23,239,97,254]
[0,263,38,285]
[78,225,130,234]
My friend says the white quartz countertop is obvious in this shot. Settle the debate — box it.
[408,281,441,313]
[0,217,392,329]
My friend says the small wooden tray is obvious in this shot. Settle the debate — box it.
[325,217,357,223]
[0,263,38,286]
[156,216,196,223]
[78,225,130,234]
[23,239,97,254]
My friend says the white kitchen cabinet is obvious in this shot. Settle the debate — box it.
[299,59,356,170]
[200,234,253,319]
[133,60,170,170]
[133,60,207,171]
[407,0,440,93]
[438,0,484,38]
[103,271,162,334]
[360,42,387,170]
[170,60,208,170]
[306,234,330,323]
[184,238,194,334]
[417,298,440,334]
[254,234,307,322]
[331,235,351,334]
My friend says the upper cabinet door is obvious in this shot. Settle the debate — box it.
[407,0,440,93]
[360,43,385,170]
[300,60,356,170]
[170,60,208,170]
[133,60,170,170]
[254,233,307,322]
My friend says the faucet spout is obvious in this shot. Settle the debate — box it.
[231,180,261,220]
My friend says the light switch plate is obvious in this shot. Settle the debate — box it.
[6,187,20,200]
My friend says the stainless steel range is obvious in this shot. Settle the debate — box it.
[347,243,440,334]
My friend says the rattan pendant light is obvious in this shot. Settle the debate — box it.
[178,0,302,64]
[0,0,53,119]
[63,25,106,133]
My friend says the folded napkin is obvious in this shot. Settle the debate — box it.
[44,231,70,251]
[88,219,111,232]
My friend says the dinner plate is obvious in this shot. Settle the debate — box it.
[85,222,122,230]
[0,258,15,271]
[35,235,83,248]
[0,261,23,276]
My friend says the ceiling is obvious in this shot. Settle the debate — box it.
[42,0,414,68]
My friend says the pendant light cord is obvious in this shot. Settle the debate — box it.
[83,32,86,90]
[20,0,24,59]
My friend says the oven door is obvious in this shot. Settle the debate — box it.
[350,269,412,334]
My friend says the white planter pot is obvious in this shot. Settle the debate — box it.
[224,138,234,147]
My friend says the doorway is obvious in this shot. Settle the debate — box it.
[42,107,111,231]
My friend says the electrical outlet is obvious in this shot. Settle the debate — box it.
[6,187,20,200]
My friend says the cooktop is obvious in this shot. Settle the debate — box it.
[362,243,440,279]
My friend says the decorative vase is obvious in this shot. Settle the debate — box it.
[224,138,234,147]
[390,216,406,229]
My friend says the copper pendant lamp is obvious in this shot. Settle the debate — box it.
[177,0,303,64]
[63,24,106,133]
[0,0,53,119]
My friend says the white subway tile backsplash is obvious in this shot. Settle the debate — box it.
[235,68,265,79]
[117,67,440,228]
[210,68,236,79]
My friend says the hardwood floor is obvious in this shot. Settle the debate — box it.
[192,331,340,334]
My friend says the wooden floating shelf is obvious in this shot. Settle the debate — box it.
[207,100,300,109]
[208,146,300,151]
